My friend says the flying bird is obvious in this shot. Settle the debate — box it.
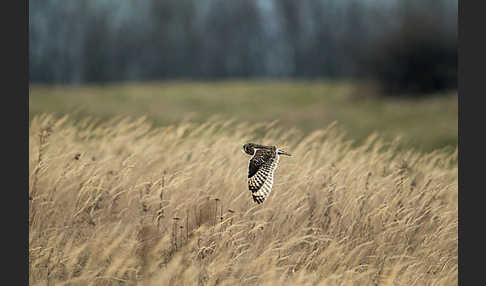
[241,143,291,204]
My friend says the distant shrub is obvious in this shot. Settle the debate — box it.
[364,13,457,96]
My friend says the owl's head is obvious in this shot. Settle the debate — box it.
[242,143,258,155]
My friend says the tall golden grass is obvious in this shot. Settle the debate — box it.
[29,114,457,285]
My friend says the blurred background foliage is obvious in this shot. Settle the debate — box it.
[29,0,457,153]
[29,0,456,95]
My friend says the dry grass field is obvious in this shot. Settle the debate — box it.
[29,113,457,285]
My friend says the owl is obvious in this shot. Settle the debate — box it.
[241,143,291,204]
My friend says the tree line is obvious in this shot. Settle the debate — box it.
[29,0,456,93]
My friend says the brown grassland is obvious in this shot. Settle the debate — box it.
[29,113,457,285]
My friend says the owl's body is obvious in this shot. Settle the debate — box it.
[242,143,291,204]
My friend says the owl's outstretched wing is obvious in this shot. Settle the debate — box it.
[248,149,280,204]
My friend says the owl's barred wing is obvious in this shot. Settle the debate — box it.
[248,149,270,178]
[248,149,280,204]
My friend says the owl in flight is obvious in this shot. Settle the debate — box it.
[241,143,291,204]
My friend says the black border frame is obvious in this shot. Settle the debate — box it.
[458,0,485,284]
[4,0,29,285]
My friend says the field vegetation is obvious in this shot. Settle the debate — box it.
[29,112,457,285]
[29,80,457,153]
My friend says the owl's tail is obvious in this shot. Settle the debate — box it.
[277,149,291,156]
